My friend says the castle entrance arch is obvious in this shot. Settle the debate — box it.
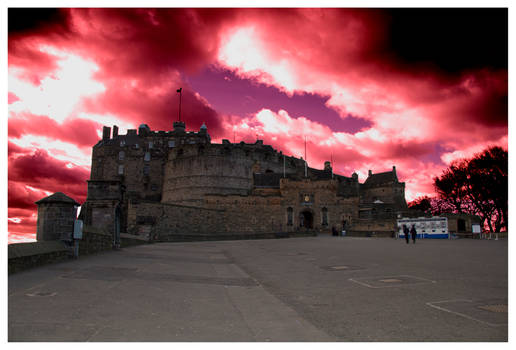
[299,210,314,229]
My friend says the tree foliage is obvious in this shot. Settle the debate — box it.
[433,146,507,232]
[408,196,432,213]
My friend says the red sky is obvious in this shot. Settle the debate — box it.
[7,8,508,243]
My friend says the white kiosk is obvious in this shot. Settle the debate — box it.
[397,217,449,239]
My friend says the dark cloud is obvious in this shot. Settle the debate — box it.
[82,82,223,136]
[9,113,102,148]
[382,141,437,161]
[8,9,73,84]
[8,181,41,210]
[70,8,237,75]
[63,9,236,135]
[8,141,26,156]
[383,8,507,74]
[8,148,88,203]
[8,8,71,35]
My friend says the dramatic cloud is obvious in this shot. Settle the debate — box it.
[9,113,102,149]
[8,8,507,242]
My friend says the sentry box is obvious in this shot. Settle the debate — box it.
[397,217,449,239]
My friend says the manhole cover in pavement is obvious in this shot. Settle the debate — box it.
[478,304,508,313]
[321,265,364,271]
[350,275,435,288]
[379,278,403,283]
[26,292,57,297]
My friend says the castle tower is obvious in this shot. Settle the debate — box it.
[35,192,80,241]
[173,121,186,134]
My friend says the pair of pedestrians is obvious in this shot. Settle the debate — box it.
[402,224,417,244]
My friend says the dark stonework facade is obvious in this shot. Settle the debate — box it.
[81,122,408,239]
[36,192,80,241]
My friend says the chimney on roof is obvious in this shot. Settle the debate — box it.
[392,165,396,173]
[102,126,111,140]
[368,169,372,176]
[113,125,119,138]
[173,121,186,134]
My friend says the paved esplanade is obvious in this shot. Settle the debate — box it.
[9,236,507,341]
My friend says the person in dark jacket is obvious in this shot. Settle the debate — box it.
[410,224,417,244]
[403,225,410,244]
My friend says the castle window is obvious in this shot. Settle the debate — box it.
[118,151,125,161]
[168,140,175,148]
[118,165,124,175]
[135,143,139,149]
[287,207,293,226]
[144,152,151,162]
[322,207,328,226]
[120,140,126,147]
[143,165,150,176]
[149,141,153,149]
[151,184,158,191]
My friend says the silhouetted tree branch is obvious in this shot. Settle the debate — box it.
[433,146,507,232]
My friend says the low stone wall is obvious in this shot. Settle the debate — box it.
[157,231,316,242]
[8,228,149,275]
[78,227,113,255]
[8,241,70,275]
[79,226,148,255]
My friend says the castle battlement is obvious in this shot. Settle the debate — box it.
[83,121,408,239]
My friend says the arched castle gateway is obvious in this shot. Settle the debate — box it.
[81,121,408,240]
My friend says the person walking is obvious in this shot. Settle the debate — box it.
[410,224,417,244]
[403,225,410,244]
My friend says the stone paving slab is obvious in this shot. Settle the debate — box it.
[8,235,508,341]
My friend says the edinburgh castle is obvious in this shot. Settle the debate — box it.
[80,121,408,240]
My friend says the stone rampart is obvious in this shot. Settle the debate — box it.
[8,241,70,274]
[8,228,148,274]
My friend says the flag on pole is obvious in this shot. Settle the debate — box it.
[177,88,182,122]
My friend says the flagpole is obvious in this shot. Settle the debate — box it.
[283,155,286,178]
[304,136,307,178]
[177,87,182,122]
[304,136,307,163]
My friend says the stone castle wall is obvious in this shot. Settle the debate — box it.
[36,203,76,241]
[162,143,300,204]
[125,178,362,237]
[85,123,407,239]
[361,184,406,205]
